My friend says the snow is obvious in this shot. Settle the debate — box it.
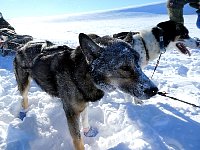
[1,10,200,150]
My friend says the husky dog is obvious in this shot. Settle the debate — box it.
[113,20,200,68]
[14,33,158,150]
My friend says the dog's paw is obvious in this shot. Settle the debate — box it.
[19,109,27,120]
[84,126,98,137]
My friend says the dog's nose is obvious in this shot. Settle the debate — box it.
[144,87,158,97]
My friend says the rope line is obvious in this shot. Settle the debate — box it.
[157,91,200,108]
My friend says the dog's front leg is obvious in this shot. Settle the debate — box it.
[81,106,90,131]
[81,106,99,137]
[66,111,84,150]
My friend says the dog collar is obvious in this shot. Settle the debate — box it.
[140,37,150,62]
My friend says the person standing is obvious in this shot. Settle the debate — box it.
[167,0,200,28]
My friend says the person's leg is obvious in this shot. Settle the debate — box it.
[168,7,184,24]
[196,9,200,29]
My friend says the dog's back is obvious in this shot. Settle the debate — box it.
[15,41,52,68]
[14,41,74,96]
[14,40,103,101]
[30,49,71,96]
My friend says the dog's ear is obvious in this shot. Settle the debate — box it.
[79,33,101,64]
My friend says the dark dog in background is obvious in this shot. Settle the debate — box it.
[14,33,158,150]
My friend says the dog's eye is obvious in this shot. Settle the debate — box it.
[180,34,189,39]
[120,66,130,71]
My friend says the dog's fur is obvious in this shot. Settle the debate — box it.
[14,33,158,150]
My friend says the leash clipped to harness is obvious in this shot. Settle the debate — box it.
[157,91,200,108]
[151,27,166,79]
[151,40,166,78]
[151,53,162,79]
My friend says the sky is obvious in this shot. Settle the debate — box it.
[1,0,165,19]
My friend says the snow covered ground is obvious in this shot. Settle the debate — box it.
[0,12,200,150]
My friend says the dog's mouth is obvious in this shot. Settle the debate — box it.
[176,42,191,56]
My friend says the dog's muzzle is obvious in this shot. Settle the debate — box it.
[194,37,200,48]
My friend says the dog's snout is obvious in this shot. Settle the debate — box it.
[144,87,158,97]
[196,41,200,47]
[194,37,200,47]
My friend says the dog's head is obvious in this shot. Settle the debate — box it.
[156,20,199,56]
[79,33,158,100]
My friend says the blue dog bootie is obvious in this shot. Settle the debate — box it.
[83,126,98,137]
[19,109,28,120]
[196,9,200,29]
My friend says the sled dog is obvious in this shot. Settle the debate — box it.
[14,33,158,150]
[113,20,199,68]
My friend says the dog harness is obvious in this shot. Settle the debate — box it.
[150,27,166,78]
